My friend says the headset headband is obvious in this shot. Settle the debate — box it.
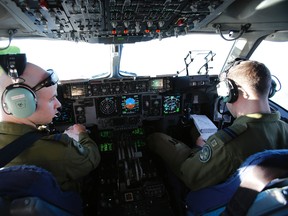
[32,69,59,92]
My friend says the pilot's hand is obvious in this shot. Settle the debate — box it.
[64,124,87,141]
[195,136,206,147]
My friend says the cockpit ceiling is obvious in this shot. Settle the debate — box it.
[0,0,288,44]
[0,0,235,43]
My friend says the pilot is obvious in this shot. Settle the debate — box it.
[147,59,288,192]
[0,54,101,193]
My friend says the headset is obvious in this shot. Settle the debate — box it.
[217,58,278,103]
[0,54,59,118]
[217,78,239,103]
[269,77,278,98]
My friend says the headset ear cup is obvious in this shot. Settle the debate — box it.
[3,85,37,118]
[223,79,238,103]
[227,80,238,103]
[269,79,277,98]
[217,79,238,103]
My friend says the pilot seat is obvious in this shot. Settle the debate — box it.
[185,149,288,216]
[0,165,83,216]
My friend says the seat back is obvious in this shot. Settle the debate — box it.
[0,196,10,215]
[185,149,288,215]
[0,165,83,216]
[5,196,75,216]
[246,182,288,216]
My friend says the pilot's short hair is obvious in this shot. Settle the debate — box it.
[227,60,272,97]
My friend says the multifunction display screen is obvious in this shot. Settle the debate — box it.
[70,84,85,97]
[121,95,140,115]
[149,78,163,90]
[163,95,181,115]
[96,96,118,117]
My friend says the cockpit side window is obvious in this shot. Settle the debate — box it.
[250,40,288,111]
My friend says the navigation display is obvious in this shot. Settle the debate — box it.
[149,78,164,90]
[163,95,181,115]
[121,95,140,115]
[96,96,119,117]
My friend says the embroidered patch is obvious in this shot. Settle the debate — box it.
[210,139,218,147]
[199,144,212,163]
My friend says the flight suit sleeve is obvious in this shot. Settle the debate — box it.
[45,132,101,181]
[66,132,101,179]
[77,132,101,167]
[180,140,234,191]
[147,132,198,177]
[147,132,236,191]
[179,124,247,191]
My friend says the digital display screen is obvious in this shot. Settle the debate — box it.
[99,130,113,139]
[96,96,118,117]
[71,85,85,97]
[163,95,181,115]
[99,143,113,152]
[132,128,144,135]
[121,95,140,115]
[149,79,164,90]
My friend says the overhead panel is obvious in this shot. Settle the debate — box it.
[0,0,235,43]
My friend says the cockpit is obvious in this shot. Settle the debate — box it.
[1,0,288,215]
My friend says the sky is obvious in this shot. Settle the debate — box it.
[0,35,287,110]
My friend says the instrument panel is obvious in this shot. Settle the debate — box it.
[53,75,219,216]
[55,75,218,130]
[62,77,172,98]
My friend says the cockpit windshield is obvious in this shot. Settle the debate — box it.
[0,39,111,80]
[120,34,234,77]
[0,34,234,80]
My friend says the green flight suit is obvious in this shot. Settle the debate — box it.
[147,111,288,191]
[0,122,101,192]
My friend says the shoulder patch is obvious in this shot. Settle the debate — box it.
[199,144,212,163]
